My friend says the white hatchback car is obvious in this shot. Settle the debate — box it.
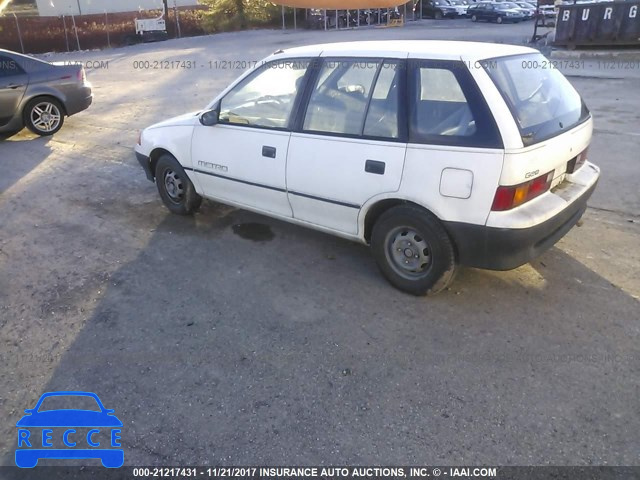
[135,41,599,295]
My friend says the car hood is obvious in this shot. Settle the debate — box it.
[17,411,123,427]
[148,111,201,130]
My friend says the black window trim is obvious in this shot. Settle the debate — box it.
[407,58,503,149]
[293,56,408,144]
[215,57,315,133]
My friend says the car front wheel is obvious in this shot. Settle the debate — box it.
[371,205,457,295]
[24,97,65,136]
[496,15,504,23]
[155,154,202,215]
[471,14,478,21]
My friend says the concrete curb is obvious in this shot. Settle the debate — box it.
[550,48,640,60]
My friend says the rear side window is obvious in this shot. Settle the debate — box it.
[409,60,502,148]
[303,59,403,140]
[483,53,589,146]
[363,61,402,139]
[303,59,380,136]
[0,56,25,77]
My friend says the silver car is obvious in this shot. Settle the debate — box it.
[0,49,92,136]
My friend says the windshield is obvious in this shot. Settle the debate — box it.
[484,53,589,146]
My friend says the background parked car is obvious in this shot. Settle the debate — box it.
[448,0,470,15]
[508,1,536,18]
[414,0,467,19]
[468,2,525,22]
[0,49,92,136]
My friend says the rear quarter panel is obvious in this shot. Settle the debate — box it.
[398,145,504,226]
[21,65,87,114]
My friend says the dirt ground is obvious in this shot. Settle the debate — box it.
[1,21,639,470]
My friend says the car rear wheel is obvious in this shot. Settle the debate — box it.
[496,15,504,23]
[371,205,457,295]
[471,14,478,21]
[24,97,64,136]
[155,154,202,215]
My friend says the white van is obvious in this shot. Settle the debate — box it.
[135,41,600,295]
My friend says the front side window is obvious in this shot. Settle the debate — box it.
[219,59,309,129]
[409,61,502,148]
[484,53,589,145]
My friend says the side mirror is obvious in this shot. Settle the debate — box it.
[200,108,219,127]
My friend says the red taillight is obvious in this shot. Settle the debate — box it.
[567,147,588,174]
[77,68,86,84]
[491,170,554,211]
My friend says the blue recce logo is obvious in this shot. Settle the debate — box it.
[15,391,123,468]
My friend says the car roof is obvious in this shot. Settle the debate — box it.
[277,41,536,61]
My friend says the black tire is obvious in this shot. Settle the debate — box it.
[471,14,478,21]
[155,154,202,215]
[496,15,503,23]
[371,205,457,296]
[434,10,443,19]
[23,97,65,136]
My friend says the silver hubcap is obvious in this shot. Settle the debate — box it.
[386,227,432,278]
[164,169,185,203]
[30,102,61,133]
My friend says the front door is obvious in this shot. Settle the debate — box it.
[191,59,310,218]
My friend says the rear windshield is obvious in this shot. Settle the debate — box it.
[484,53,590,146]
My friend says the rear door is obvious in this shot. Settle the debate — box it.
[286,58,407,235]
[0,54,28,127]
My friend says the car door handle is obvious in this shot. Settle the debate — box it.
[365,160,385,175]
[262,146,276,158]
[7,84,24,89]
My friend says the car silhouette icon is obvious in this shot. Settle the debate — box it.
[15,391,123,468]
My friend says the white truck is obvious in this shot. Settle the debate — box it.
[126,5,169,44]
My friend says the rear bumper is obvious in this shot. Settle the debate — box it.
[65,86,93,116]
[445,175,598,271]
[136,151,154,182]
